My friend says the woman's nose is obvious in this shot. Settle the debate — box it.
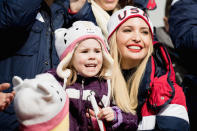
[132,32,141,43]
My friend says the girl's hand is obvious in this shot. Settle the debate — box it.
[97,107,115,122]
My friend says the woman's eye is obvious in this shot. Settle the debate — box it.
[123,29,131,32]
[142,31,149,35]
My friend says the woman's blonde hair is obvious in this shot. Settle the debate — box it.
[109,30,153,114]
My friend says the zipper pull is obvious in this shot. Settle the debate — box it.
[82,79,85,89]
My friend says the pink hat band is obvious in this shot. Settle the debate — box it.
[20,95,69,131]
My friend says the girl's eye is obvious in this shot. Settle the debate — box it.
[81,50,88,53]
[95,50,101,53]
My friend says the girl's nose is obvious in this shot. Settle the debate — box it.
[88,52,96,60]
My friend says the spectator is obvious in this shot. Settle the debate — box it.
[133,0,157,10]
[155,0,174,49]
[0,0,68,130]
[64,0,156,40]
[0,83,15,112]
[108,6,190,130]
[155,0,185,85]
[66,0,119,39]
[169,0,197,130]
[52,21,137,131]
[119,0,134,8]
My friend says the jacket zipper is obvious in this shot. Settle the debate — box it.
[79,79,85,116]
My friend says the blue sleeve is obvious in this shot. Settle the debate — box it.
[63,0,97,28]
[0,0,43,28]
[111,106,138,131]
[169,0,197,49]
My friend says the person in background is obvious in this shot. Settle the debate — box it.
[155,0,174,50]
[0,0,68,130]
[118,0,133,8]
[107,6,190,130]
[66,0,156,39]
[169,0,197,130]
[66,0,119,39]
[133,0,156,10]
[0,83,15,112]
[155,0,185,85]
[50,21,138,130]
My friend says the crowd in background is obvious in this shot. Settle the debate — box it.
[0,0,195,130]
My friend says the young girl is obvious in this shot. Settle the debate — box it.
[107,6,189,130]
[52,21,137,131]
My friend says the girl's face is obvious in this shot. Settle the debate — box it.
[94,0,118,11]
[72,39,103,77]
[116,17,152,69]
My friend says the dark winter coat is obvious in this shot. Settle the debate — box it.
[169,0,197,130]
[169,0,197,75]
[0,0,69,130]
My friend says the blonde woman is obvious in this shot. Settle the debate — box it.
[107,6,190,131]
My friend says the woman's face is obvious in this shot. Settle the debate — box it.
[116,17,152,69]
[94,0,119,11]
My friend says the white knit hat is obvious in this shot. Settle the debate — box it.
[55,21,113,79]
[13,73,69,131]
[107,6,154,40]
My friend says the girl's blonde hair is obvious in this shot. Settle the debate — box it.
[109,31,153,114]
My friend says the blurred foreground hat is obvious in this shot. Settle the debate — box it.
[13,73,69,131]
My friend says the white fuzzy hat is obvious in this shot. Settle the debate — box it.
[13,73,69,131]
[55,21,113,79]
[107,6,154,40]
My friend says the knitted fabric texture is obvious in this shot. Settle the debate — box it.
[107,6,154,40]
[13,73,69,131]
